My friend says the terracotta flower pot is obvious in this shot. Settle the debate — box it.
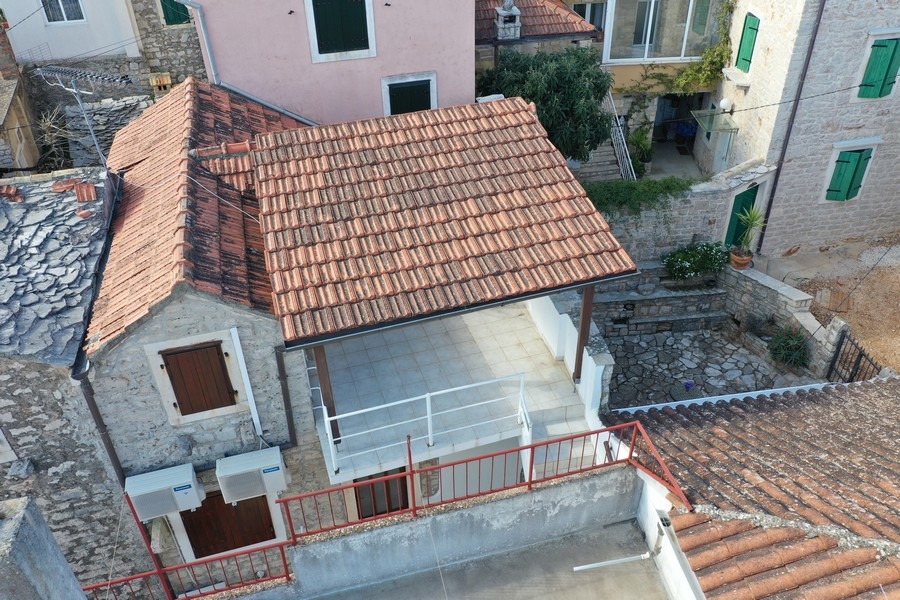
[730,250,752,270]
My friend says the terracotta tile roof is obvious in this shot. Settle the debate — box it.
[86,78,305,354]
[251,97,635,345]
[476,0,597,44]
[608,377,900,597]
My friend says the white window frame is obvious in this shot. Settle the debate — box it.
[851,27,900,103]
[819,137,882,203]
[304,0,377,64]
[603,0,707,64]
[164,483,287,563]
[42,0,86,24]
[144,328,258,427]
[381,72,438,116]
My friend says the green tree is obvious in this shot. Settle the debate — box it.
[477,47,613,163]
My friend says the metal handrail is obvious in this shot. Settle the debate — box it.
[604,91,636,181]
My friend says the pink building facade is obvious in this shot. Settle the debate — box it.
[193,0,475,124]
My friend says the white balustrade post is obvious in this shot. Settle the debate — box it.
[426,392,434,447]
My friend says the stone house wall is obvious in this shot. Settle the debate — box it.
[87,287,313,475]
[759,0,900,255]
[0,357,149,584]
[127,0,208,85]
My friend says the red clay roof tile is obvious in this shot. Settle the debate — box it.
[86,78,306,354]
[252,97,634,344]
[476,0,598,44]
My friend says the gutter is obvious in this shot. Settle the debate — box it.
[176,0,318,127]
[70,170,127,488]
[757,0,827,253]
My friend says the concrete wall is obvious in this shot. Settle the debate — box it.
[290,465,641,597]
[0,357,148,584]
[3,0,140,62]
[197,0,475,124]
[759,0,900,255]
[0,497,85,600]
[88,287,310,474]
[128,0,208,84]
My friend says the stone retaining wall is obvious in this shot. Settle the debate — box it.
[720,266,844,378]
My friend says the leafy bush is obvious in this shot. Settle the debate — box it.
[584,176,694,215]
[661,242,729,280]
[768,327,810,367]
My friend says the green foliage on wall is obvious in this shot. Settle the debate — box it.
[583,176,695,215]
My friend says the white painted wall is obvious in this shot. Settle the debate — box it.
[3,0,139,62]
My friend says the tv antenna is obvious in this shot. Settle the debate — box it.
[34,66,133,167]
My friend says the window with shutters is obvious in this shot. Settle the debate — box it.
[145,329,252,425]
[858,36,900,99]
[42,0,85,23]
[305,0,376,63]
[735,13,759,73]
[160,0,191,26]
[382,72,437,116]
[825,148,873,202]
[160,342,235,415]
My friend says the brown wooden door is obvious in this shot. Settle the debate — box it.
[354,468,409,519]
[181,491,275,558]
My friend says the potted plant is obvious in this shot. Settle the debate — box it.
[627,126,653,164]
[729,206,765,269]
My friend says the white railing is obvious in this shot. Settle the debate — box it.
[317,374,530,474]
[604,91,636,181]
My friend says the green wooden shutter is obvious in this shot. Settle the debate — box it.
[735,13,759,72]
[161,0,190,25]
[859,39,900,98]
[388,80,431,115]
[692,0,711,35]
[826,151,861,201]
[846,148,873,200]
[313,0,369,54]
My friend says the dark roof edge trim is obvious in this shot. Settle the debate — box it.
[283,267,639,351]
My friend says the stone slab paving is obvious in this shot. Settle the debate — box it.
[607,328,821,410]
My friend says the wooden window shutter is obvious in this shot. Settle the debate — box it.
[859,39,900,98]
[735,13,759,73]
[313,0,369,54]
[161,0,190,25]
[846,148,873,200]
[161,342,235,415]
[826,151,861,201]
[388,80,431,115]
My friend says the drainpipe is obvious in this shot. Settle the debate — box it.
[274,345,297,447]
[756,0,827,253]
[72,373,125,488]
[176,0,318,127]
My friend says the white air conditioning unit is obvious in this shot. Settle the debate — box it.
[216,447,289,504]
[125,463,205,521]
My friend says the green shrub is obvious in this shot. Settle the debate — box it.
[583,176,694,215]
[768,327,810,367]
[661,242,729,280]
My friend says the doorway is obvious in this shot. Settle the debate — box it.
[725,185,759,248]
[354,467,410,518]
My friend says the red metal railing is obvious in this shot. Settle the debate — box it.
[84,422,689,598]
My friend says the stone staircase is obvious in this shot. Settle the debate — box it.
[573,141,623,182]
[593,261,730,337]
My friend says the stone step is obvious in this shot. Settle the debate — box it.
[600,310,731,337]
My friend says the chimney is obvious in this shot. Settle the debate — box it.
[0,29,18,80]
[495,0,521,41]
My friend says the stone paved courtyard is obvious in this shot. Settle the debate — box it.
[606,328,822,410]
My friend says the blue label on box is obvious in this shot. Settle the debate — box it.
[262,466,281,474]
[173,484,192,492]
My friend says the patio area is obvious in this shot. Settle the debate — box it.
[311,302,591,483]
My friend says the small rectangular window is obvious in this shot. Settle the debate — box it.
[735,13,760,72]
[691,0,711,35]
[858,38,900,98]
[633,0,660,46]
[160,342,236,415]
[161,0,191,25]
[388,80,431,115]
[826,148,873,201]
[43,0,85,22]
[312,0,369,55]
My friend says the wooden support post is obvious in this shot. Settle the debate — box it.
[573,284,595,383]
[313,345,341,443]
